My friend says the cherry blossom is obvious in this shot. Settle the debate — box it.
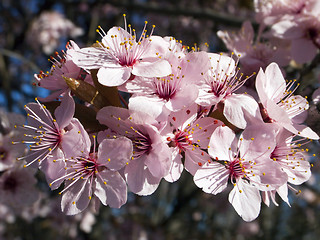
[97,106,172,195]
[256,62,319,139]
[195,53,262,129]
[16,93,90,167]
[49,135,132,215]
[217,21,290,76]
[161,104,223,182]
[26,11,84,54]
[0,165,39,208]
[35,41,93,102]
[194,125,287,221]
[255,0,320,63]
[262,127,312,207]
[127,46,210,121]
[68,17,172,87]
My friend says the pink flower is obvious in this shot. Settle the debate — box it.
[161,104,223,182]
[18,93,90,167]
[0,165,39,208]
[271,15,320,63]
[217,21,290,76]
[262,127,312,206]
[194,125,287,221]
[254,0,309,25]
[48,135,132,215]
[195,53,262,129]
[271,128,312,185]
[68,19,172,87]
[256,62,319,139]
[35,41,93,102]
[26,11,84,54]
[127,49,210,121]
[255,0,320,63]
[97,106,172,195]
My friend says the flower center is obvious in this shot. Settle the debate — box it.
[173,130,192,151]
[132,133,152,158]
[3,176,18,192]
[154,75,179,101]
[226,159,245,182]
[78,154,99,177]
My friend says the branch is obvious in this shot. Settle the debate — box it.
[106,0,249,27]
[0,48,40,72]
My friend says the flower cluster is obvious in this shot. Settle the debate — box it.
[18,14,318,222]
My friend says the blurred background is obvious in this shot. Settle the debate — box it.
[1,0,320,239]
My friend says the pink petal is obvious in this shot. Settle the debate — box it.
[128,95,169,122]
[180,51,210,82]
[271,19,303,39]
[94,169,127,208]
[287,95,308,123]
[223,93,262,129]
[61,179,91,215]
[97,105,130,121]
[194,161,229,195]
[145,142,171,178]
[97,66,132,87]
[124,158,161,196]
[291,38,317,64]
[283,152,311,185]
[165,84,198,112]
[54,92,75,129]
[164,148,183,183]
[102,27,131,51]
[97,137,133,171]
[263,63,286,103]
[25,102,55,129]
[253,160,288,191]
[228,180,261,222]
[61,118,91,158]
[38,90,65,102]
[185,148,211,175]
[239,123,277,161]
[208,53,236,76]
[40,148,66,190]
[266,98,291,123]
[141,35,171,57]
[132,58,171,78]
[68,47,115,69]
[283,121,319,140]
[208,126,237,161]
[276,184,290,206]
